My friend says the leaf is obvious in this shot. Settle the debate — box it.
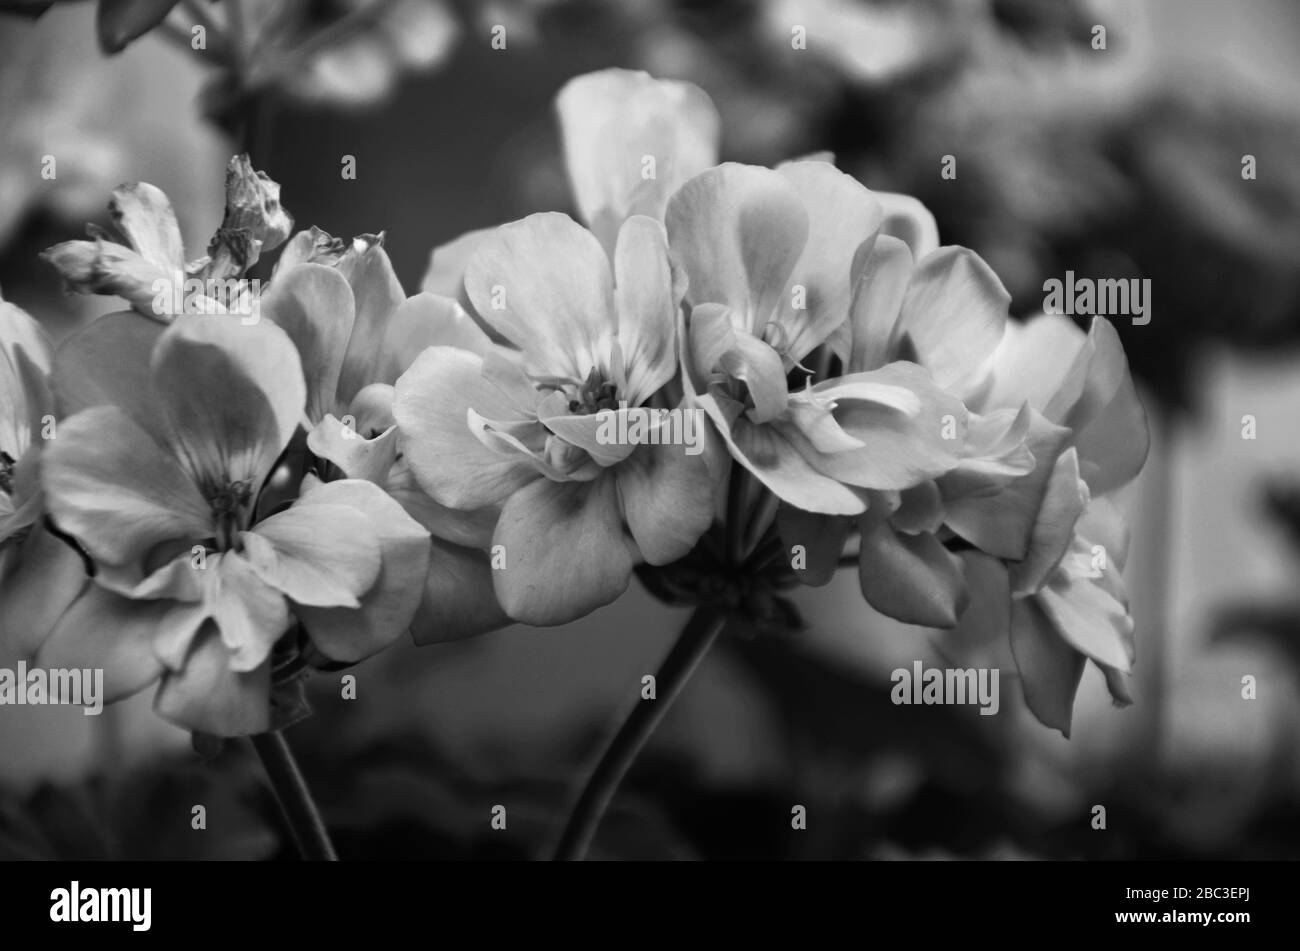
[96,0,183,54]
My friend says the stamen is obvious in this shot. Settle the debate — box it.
[567,366,620,415]
[0,451,15,495]
[207,479,253,550]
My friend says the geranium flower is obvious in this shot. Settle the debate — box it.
[0,293,87,658]
[978,313,1148,733]
[0,293,52,547]
[37,312,429,736]
[42,154,291,319]
[781,225,1049,624]
[796,214,1147,731]
[261,228,511,640]
[394,211,714,625]
[665,161,975,516]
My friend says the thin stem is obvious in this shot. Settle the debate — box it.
[725,464,750,565]
[552,606,727,861]
[741,486,780,558]
[250,730,338,861]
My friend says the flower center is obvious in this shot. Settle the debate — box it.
[0,451,14,496]
[207,479,253,550]
[567,367,620,415]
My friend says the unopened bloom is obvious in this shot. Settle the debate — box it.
[395,212,713,625]
[39,313,428,735]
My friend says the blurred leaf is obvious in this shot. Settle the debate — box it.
[96,0,182,54]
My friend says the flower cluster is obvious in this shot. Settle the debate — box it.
[1,69,1147,738]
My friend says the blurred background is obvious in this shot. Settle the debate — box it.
[2,0,1300,859]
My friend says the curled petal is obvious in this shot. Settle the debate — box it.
[394,346,539,510]
[108,182,185,274]
[614,216,680,403]
[1009,448,1089,596]
[847,234,913,373]
[243,488,385,610]
[205,552,293,673]
[333,236,406,405]
[309,417,399,485]
[260,263,355,424]
[772,161,883,361]
[1010,597,1086,737]
[876,191,940,260]
[705,397,866,515]
[690,304,789,423]
[1056,319,1149,495]
[41,238,170,315]
[793,363,967,491]
[942,410,1072,561]
[666,163,809,333]
[895,246,1010,400]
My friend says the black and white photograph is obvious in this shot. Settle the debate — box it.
[0,0,1294,926]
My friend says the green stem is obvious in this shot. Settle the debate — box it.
[250,730,338,861]
[725,464,751,565]
[552,605,727,861]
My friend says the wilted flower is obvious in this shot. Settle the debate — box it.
[395,211,714,625]
[37,313,429,735]
[42,154,289,319]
